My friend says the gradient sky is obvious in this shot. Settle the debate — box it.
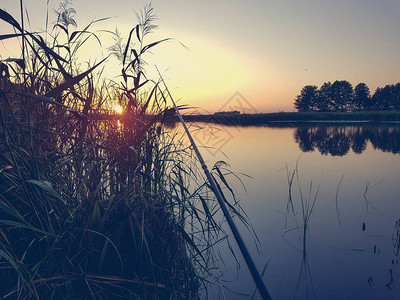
[2,0,400,112]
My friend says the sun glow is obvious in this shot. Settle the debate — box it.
[113,104,123,114]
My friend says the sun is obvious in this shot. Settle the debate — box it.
[113,104,123,114]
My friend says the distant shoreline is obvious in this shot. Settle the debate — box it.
[176,111,400,126]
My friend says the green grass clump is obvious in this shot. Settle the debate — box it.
[0,2,248,299]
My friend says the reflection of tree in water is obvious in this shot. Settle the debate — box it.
[351,127,368,154]
[369,128,400,154]
[294,126,400,156]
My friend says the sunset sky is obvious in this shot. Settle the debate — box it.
[2,0,400,113]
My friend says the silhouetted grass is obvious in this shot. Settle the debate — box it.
[0,2,248,299]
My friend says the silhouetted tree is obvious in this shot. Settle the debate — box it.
[316,82,332,111]
[353,83,371,111]
[392,83,400,110]
[330,80,353,111]
[371,87,383,110]
[294,81,400,112]
[372,85,393,110]
[294,85,319,112]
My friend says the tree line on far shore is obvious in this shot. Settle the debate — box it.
[294,80,400,112]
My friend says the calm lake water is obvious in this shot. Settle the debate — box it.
[178,123,400,300]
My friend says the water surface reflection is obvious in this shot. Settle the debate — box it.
[294,126,400,156]
[178,123,400,299]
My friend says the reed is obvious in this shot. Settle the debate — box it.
[284,161,320,299]
[0,2,249,299]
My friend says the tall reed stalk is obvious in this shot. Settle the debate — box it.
[284,161,320,299]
